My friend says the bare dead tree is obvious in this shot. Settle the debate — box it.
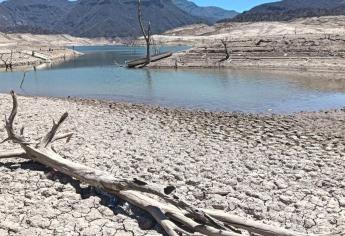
[219,39,230,62]
[151,37,160,55]
[0,50,14,71]
[138,0,151,66]
[0,91,339,236]
[9,50,13,71]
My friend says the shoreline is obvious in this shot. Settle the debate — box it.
[148,43,345,71]
[7,90,345,116]
[0,46,82,72]
[150,55,345,73]
[0,93,344,235]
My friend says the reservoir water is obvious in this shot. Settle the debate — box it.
[0,45,345,113]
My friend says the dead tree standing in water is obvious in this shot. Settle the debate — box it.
[138,0,151,66]
[219,39,230,62]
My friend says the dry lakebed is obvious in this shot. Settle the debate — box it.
[0,93,344,235]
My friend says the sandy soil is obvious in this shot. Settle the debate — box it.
[0,93,344,235]
[148,16,345,72]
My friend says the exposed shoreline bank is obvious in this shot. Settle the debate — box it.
[0,93,344,235]
[148,34,345,72]
[0,46,81,72]
[0,32,123,72]
[147,16,345,72]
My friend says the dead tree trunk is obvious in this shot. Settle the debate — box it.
[138,0,151,66]
[219,39,230,62]
[0,92,339,236]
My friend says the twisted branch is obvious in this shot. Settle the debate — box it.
[2,91,26,144]
[39,112,69,148]
[0,150,26,159]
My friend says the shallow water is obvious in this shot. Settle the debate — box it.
[0,45,345,113]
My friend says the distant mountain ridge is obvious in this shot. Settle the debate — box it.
[0,0,73,33]
[0,0,237,38]
[171,0,238,23]
[54,0,204,37]
[225,0,345,22]
[0,0,204,37]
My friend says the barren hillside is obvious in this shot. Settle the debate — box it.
[149,16,345,72]
[151,16,345,45]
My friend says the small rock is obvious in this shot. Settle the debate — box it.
[304,219,316,229]
[186,179,200,186]
[212,203,227,210]
[279,195,294,205]
[329,218,337,225]
[0,220,20,233]
[274,179,288,189]
[27,215,50,228]
[338,197,345,207]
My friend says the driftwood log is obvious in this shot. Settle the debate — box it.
[0,91,339,236]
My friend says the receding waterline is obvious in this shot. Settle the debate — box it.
[0,45,345,113]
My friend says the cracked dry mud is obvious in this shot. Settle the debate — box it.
[0,94,344,235]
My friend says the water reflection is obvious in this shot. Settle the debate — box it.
[0,45,344,113]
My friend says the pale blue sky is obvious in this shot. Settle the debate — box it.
[192,0,279,12]
[0,0,279,12]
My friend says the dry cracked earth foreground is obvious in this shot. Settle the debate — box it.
[0,94,344,235]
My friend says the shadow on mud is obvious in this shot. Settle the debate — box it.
[0,160,164,234]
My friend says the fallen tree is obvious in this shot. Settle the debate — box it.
[0,91,339,236]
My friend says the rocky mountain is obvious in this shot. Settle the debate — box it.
[0,0,73,32]
[171,0,238,23]
[224,0,345,22]
[0,0,204,37]
[56,0,204,37]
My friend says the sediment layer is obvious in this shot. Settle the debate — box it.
[149,16,345,72]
